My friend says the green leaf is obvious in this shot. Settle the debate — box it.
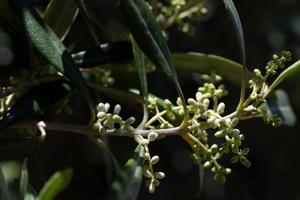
[43,0,79,40]
[173,52,253,85]
[37,168,73,200]
[72,42,133,68]
[0,81,71,130]
[22,5,95,123]
[268,60,300,94]
[19,159,29,200]
[119,0,187,111]
[132,37,148,102]
[222,0,247,108]
[0,166,12,200]
[105,145,145,200]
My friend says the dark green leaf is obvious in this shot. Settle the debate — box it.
[37,168,73,200]
[105,145,145,200]
[44,0,79,40]
[19,159,29,200]
[22,5,95,123]
[119,0,187,110]
[173,52,253,85]
[222,0,247,107]
[0,166,12,200]
[132,37,148,102]
[72,42,133,68]
[0,81,71,130]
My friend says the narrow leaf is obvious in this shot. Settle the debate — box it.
[119,0,187,111]
[72,42,133,68]
[173,52,253,85]
[22,5,95,123]
[37,168,73,200]
[268,60,300,94]
[105,145,145,200]
[222,0,247,108]
[43,0,79,40]
[0,81,71,130]
[0,167,12,200]
[19,159,29,200]
[132,37,148,101]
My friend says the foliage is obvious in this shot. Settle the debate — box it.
[0,0,299,199]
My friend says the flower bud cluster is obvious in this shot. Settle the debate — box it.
[134,132,165,193]
[94,103,135,135]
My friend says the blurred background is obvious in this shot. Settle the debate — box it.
[1,0,300,199]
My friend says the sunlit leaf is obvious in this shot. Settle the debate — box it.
[105,145,145,200]
[37,168,73,200]
[44,0,79,40]
[119,0,187,111]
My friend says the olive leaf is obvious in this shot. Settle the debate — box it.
[0,81,71,131]
[22,5,95,123]
[43,0,79,40]
[222,0,247,108]
[105,145,145,200]
[119,0,187,112]
[0,166,12,200]
[19,159,29,200]
[37,168,73,200]
[72,42,133,68]
[132,37,148,102]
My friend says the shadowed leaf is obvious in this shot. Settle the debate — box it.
[44,0,79,40]
[22,5,95,123]
[105,145,145,200]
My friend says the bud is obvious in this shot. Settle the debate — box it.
[154,172,165,179]
[104,103,110,112]
[188,98,198,107]
[230,118,239,127]
[144,170,152,178]
[112,115,122,123]
[217,102,225,114]
[214,130,225,138]
[97,111,106,119]
[148,132,158,142]
[148,183,155,193]
[203,161,211,168]
[113,104,121,115]
[125,117,136,125]
[150,156,159,165]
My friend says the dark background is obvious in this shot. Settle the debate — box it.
[2,0,300,199]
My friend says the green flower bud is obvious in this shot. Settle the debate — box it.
[230,118,239,127]
[148,131,158,142]
[214,130,226,138]
[240,156,251,168]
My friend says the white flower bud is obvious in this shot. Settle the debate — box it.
[145,152,150,160]
[144,170,152,178]
[230,118,239,127]
[148,183,155,193]
[217,102,225,114]
[196,92,202,102]
[150,156,159,165]
[214,130,225,138]
[112,115,122,123]
[203,161,211,168]
[104,103,110,112]
[134,135,144,144]
[97,103,105,112]
[125,117,136,125]
[230,129,240,137]
[225,168,232,175]
[113,104,121,115]
[188,98,198,107]
[103,119,114,129]
[97,111,106,119]
[148,132,158,142]
[154,172,165,179]
[203,99,210,108]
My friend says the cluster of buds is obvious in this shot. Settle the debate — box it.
[94,103,135,135]
[135,132,165,193]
